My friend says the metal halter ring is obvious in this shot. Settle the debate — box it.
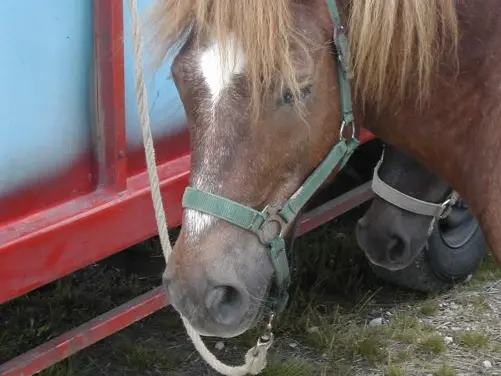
[252,313,276,356]
[339,120,356,141]
[257,314,275,347]
[256,205,288,245]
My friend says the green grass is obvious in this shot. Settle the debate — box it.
[385,364,406,376]
[261,357,322,376]
[468,253,501,284]
[420,335,446,354]
[457,331,489,349]
[433,363,457,376]
[419,300,439,316]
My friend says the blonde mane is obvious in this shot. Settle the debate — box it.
[348,0,459,109]
[145,0,459,118]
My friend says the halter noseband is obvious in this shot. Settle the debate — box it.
[181,0,358,314]
[371,147,459,237]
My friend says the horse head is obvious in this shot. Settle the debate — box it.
[356,144,452,270]
[145,0,461,338]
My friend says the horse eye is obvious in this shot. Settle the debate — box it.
[281,85,312,105]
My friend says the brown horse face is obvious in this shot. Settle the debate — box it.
[162,7,340,338]
[356,145,451,270]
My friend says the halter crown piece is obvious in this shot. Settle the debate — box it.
[182,0,360,315]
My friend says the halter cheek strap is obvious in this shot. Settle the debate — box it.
[182,0,358,314]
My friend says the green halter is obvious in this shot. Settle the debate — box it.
[182,0,359,314]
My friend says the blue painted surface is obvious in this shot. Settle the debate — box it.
[122,0,187,148]
[0,0,189,198]
[0,0,93,197]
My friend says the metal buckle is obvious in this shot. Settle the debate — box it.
[257,205,288,245]
[333,24,346,59]
[438,192,459,219]
[438,198,454,219]
[333,24,345,40]
[252,313,275,356]
[332,24,354,79]
[339,120,356,141]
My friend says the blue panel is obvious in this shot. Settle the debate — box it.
[0,0,93,197]
[122,0,188,148]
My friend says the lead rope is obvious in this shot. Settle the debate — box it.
[126,0,271,375]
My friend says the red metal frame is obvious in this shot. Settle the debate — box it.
[93,0,127,191]
[0,1,377,374]
[0,182,373,376]
[0,288,169,376]
[296,181,374,237]
[0,0,188,305]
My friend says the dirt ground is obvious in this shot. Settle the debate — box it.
[1,208,500,376]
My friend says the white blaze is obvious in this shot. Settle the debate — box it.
[200,36,246,104]
[185,36,246,238]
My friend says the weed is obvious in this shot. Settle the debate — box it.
[457,331,489,349]
[421,335,446,354]
[385,363,406,376]
[419,300,439,316]
[261,357,321,376]
[433,363,457,376]
[469,253,501,284]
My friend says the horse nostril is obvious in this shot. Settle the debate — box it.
[386,237,404,263]
[205,285,244,326]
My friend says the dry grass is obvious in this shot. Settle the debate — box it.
[1,207,500,376]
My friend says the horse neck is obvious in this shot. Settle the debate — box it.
[346,0,501,262]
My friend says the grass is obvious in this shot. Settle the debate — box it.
[467,253,501,284]
[385,364,406,376]
[0,207,500,376]
[433,364,457,376]
[421,335,446,354]
[457,331,489,349]
[261,357,321,376]
[419,300,439,315]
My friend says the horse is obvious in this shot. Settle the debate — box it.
[144,0,501,339]
[356,143,487,292]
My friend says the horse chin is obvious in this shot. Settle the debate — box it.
[186,314,259,339]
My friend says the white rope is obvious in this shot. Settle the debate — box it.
[125,1,271,374]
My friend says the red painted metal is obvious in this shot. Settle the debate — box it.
[0,154,96,225]
[93,0,127,191]
[359,127,375,144]
[0,157,190,304]
[296,181,374,237]
[127,129,191,177]
[0,287,169,376]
